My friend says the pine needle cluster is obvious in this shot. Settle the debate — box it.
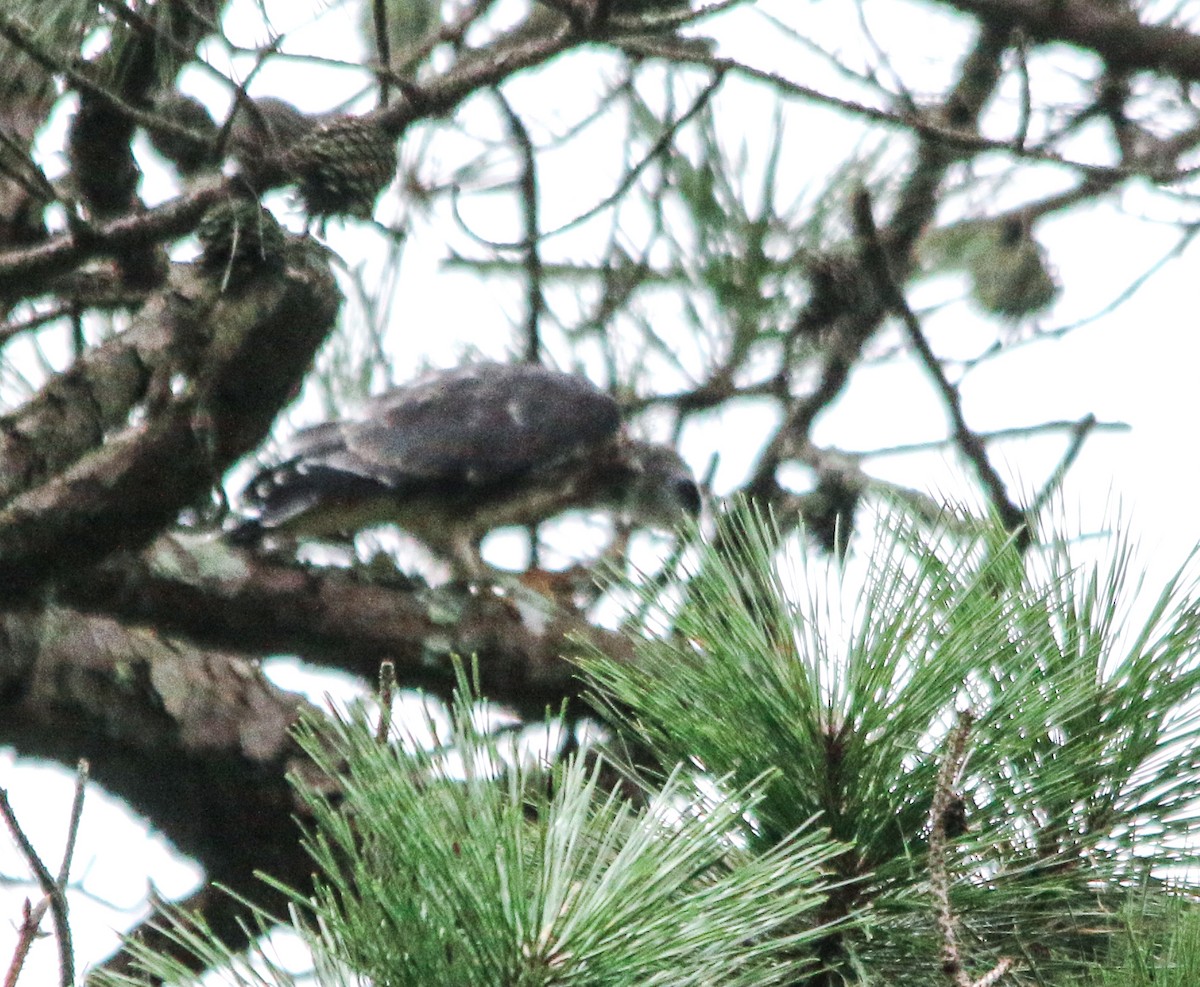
[584,503,1200,982]
[91,504,1200,985]
[95,665,843,986]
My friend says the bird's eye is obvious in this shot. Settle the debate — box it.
[674,477,702,517]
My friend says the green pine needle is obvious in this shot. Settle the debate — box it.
[582,500,1200,981]
[95,661,845,986]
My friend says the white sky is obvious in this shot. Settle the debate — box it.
[4,0,1200,980]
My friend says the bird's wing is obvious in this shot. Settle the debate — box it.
[237,424,391,534]
[238,363,622,532]
[340,362,621,488]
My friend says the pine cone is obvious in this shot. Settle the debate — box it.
[801,250,879,333]
[941,794,969,839]
[197,198,286,281]
[968,220,1060,319]
[281,115,397,220]
[805,471,862,557]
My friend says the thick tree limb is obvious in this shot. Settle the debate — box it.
[937,0,1200,80]
[0,182,228,297]
[0,605,318,983]
[0,240,339,597]
[0,259,225,504]
[61,534,632,719]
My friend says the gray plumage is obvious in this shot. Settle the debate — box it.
[234,363,700,576]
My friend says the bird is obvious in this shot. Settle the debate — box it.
[231,362,701,578]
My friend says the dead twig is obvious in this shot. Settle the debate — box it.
[929,713,1015,987]
[852,187,1029,547]
[3,896,50,987]
[0,759,89,987]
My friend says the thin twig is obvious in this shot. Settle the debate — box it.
[851,187,1029,546]
[0,789,74,987]
[929,712,1015,987]
[97,0,232,90]
[1010,29,1031,151]
[540,72,724,241]
[0,14,215,155]
[373,0,392,106]
[929,712,972,987]
[494,92,544,364]
[0,180,227,294]
[998,220,1200,345]
[403,0,501,75]
[0,131,57,204]
[449,72,724,252]
[852,0,917,112]
[618,38,1190,184]
[3,896,50,987]
[853,416,1126,458]
[376,661,397,744]
[57,761,89,891]
[972,959,1016,987]
[0,306,74,344]
[1030,413,1097,516]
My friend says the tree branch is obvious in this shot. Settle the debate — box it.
[0,16,579,298]
[60,535,633,720]
[494,92,544,364]
[0,790,73,986]
[746,25,1009,507]
[0,181,228,297]
[0,240,340,596]
[0,260,224,504]
[852,187,1028,543]
[937,0,1200,80]
[0,605,318,983]
[3,896,50,987]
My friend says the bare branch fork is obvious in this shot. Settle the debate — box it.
[3,897,50,987]
[852,187,1030,547]
[449,73,724,255]
[0,760,89,987]
[0,6,583,296]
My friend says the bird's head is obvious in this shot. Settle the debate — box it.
[613,442,702,529]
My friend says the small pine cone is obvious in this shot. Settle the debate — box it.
[969,220,1060,319]
[282,115,397,220]
[941,794,969,839]
[804,470,862,557]
[801,250,879,332]
[197,198,286,279]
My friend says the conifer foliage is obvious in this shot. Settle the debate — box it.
[87,506,1200,986]
[584,506,1200,983]
[94,663,842,986]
